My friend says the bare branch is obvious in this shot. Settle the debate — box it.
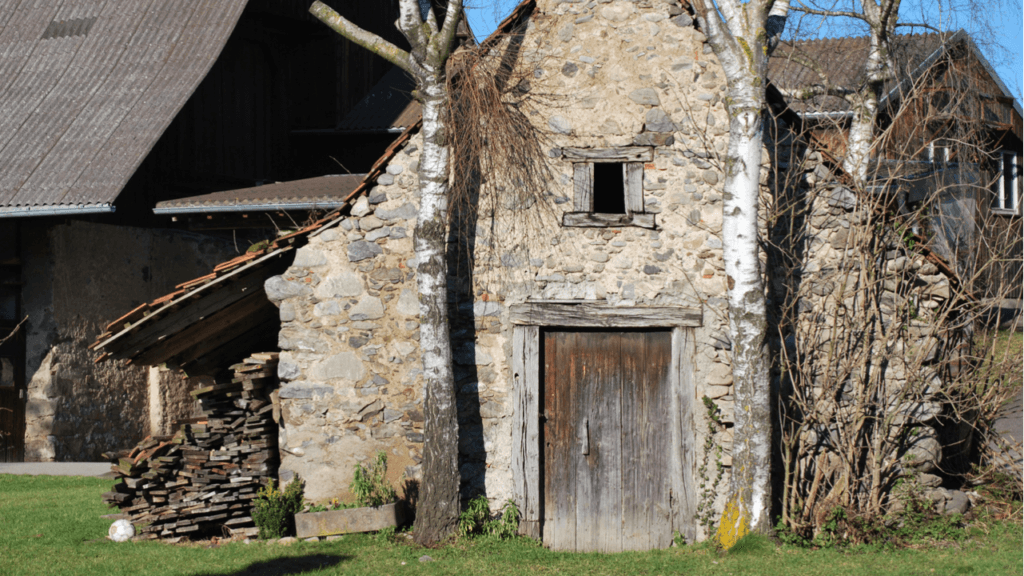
[895,22,944,33]
[0,315,27,348]
[308,2,415,74]
[433,0,465,64]
[791,1,866,21]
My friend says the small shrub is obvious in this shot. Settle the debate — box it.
[352,452,397,507]
[458,495,492,537]
[458,495,520,539]
[252,477,305,539]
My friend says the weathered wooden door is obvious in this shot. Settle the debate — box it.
[542,330,673,552]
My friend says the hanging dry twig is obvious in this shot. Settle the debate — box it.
[0,315,27,348]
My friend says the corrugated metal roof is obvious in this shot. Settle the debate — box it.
[0,0,249,217]
[153,174,367,214]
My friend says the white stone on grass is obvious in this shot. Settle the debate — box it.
[109,519,134,542]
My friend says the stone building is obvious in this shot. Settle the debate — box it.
[93,0,981,552]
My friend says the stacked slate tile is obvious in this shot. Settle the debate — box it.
[102,353,280,541]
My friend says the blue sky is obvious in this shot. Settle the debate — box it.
[463,0,1023,103]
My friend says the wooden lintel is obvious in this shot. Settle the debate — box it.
[509,303,702,328]
[561,147,654,162]
[562,212,657,229]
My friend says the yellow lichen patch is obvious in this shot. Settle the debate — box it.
[717,496,750,549]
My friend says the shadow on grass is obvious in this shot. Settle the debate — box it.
[206,554,350,576]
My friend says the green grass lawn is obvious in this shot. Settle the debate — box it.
[988,330,1023,369]
[1,475,1021,576]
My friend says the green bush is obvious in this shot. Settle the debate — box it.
[352,452,397,507]
[458,495,520,539]
[252,477,305,539]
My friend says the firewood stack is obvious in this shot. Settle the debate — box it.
[101,353,281,541]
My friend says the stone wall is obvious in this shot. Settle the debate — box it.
[21,221,235,461]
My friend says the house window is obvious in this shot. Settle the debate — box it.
[994,151,1021,214]
[927,140,950,165]
[561,147,656,229]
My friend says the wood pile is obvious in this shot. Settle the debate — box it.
[102,353,280,541]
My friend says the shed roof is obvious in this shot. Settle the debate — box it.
[769,32,948,113]
[0,0,249,217]
[153,174,367,214]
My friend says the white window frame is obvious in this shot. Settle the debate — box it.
[927,140,950,164]
[560,147,656,229]
[994,151,1021,215]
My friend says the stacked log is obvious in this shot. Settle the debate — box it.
[102,353,280,541]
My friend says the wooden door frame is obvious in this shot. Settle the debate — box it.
[509,302,701,543]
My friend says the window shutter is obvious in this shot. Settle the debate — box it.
[574,163,594,212]
[625,163,644,214]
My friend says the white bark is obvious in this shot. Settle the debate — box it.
[310,0,464,545]
[691,0,789,539]
[793,0,901,187]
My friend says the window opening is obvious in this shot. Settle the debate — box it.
[928,141,950,165]
[592,163,626,214]
[996,151,1020,213]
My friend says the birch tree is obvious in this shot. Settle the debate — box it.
[308,0,464,545]
[687,0,790,543]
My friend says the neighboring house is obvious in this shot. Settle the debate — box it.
[92,0,983,551]
[768,31,1023,299]
[0,0,406,462]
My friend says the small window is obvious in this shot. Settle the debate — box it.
[592,163,627,214]
[561,147,656,229]
[928,140,950,165]
[994,151,1021,214]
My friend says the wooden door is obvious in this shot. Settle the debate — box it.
[542,330,673,552]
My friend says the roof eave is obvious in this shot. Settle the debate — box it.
[0,203,115,219]
[153,201,351,215]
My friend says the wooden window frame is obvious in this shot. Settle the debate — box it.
[927,140,950,165]
[993,150,1021,216]
[561,147,656,229]
[508,302,700,542]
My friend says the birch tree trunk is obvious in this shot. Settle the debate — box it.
[842,1,898,188]
[309,0,464,546]
[690,0,789,544]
